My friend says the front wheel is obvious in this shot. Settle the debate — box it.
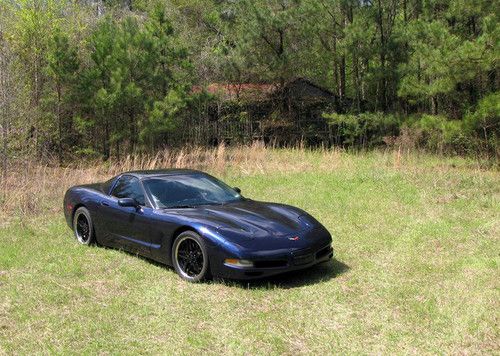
[172,231,210,282]
[72,207,95,245]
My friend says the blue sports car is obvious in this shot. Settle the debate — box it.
[64,169,333,282]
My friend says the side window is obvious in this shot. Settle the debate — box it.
[111,176,146,206]
[101,177,115,194]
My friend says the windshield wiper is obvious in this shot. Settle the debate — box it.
[163,205,196,209]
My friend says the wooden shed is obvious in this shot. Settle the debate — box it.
[187,78,355,146]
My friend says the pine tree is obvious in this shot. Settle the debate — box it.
[46,29,79,164]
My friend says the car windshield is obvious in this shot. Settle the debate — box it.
[142,174,242,208]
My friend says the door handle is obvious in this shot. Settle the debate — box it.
[100,201,110,207]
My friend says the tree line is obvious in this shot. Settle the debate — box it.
[0,0,498,164]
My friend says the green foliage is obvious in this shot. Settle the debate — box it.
[323,112,401,147]
[465,92,500,133]
[464,92,500,152]
[234,0,305,83]
[399,16,498,110]
[398,21,460,100]
[1,0,498,160]
[412,115,468,152]
[74,9,193,157]
[141,89,188,144]
[44,28,80,161]
[46,30,79,86]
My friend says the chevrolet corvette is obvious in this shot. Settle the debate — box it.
[63,169,333,282]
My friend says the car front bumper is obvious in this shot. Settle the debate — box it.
[210,243,334,280]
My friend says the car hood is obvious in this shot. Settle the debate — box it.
[165,200,317,239]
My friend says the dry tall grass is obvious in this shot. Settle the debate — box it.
[0,142,494,221]
[0,142,270,218]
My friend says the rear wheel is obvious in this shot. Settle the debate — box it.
[172,231,210,282]
[73,207,95,245]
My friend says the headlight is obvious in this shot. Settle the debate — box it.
[224,258,254,268]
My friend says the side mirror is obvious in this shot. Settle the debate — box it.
[234,187,241,194]
[118,197,139,208]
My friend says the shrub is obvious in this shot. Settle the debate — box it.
[464,92,499,154]
[411,115,464,152]
[322,111,497,155]
[322,112,401,148]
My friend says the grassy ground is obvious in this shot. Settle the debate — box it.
[0,148,499,354]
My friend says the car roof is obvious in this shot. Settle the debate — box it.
[121,169,205,179]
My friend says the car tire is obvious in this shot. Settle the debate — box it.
[172,231,210,282]
[73,207,95,245]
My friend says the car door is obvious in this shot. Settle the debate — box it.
[99,175,152,255]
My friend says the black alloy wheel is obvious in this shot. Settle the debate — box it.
[172,231,209,282]
[73,207,95,245]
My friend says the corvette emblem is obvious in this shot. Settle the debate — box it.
[288,236,300,241]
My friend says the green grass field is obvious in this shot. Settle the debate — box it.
[0,150,499,354]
